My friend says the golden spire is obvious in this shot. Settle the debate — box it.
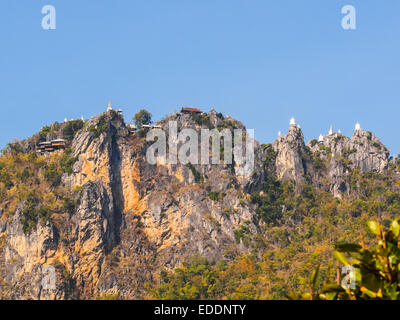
[107,101,112,111]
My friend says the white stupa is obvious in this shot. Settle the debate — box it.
[290,117,296,126]
[278,131,281,137]
[355,122,361,131]
[328,126,334,135]
[338,129,342,134]
[107,101,113,112]
[64,118,68,123]
[81,116,84,121]
[318,134,324,142]
[297,124,301,129]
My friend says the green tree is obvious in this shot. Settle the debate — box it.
[133,109,152,127]
[293,217,400,300]
[62,120,84,141]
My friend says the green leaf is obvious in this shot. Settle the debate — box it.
[321,284,345,293]
[391,219,400,237]
[366,221,380,236]
[334,251,350,266]
[335,243,362,253]
[362,272,380,292]
[311,264,320,290]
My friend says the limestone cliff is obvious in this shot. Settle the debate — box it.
[273,123,310,184]
[271,120,390,197]
[306,127,389,197]
[0,110,263,299]
[0,110,394,299]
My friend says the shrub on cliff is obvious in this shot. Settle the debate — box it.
[62,119,84,141]
[60,147,78,175]
[89,115,108,138]
[20,192,51,234]
[133,109,152,127]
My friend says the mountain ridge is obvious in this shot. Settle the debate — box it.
[0,108,398,299]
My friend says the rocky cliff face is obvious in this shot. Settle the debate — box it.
[0,110,265,299]
[306,127,389,197]
[272,120,390,197]
[0,110,393,299]
[273,124,310,184]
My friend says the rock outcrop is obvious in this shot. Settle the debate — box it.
[0,109,263,299]
[269,119,390,197]
[306,127,389,197]
[0,110,393,299]
[273,123,309,184]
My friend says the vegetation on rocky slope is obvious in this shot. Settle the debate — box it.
[1,109,400,300]
[0,146,79,234]
[290,217,400,300]
[150,169,400,299]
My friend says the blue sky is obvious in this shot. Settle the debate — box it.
[1,1,399,153]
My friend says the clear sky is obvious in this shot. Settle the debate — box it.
[1,1,399,153]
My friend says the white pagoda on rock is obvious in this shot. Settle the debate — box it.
[290,117,296,126]
[355,122,361,131]
[107,101,113,112]
[318,134,324,142]
[328,126,334,135]
[278,131,281,137]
